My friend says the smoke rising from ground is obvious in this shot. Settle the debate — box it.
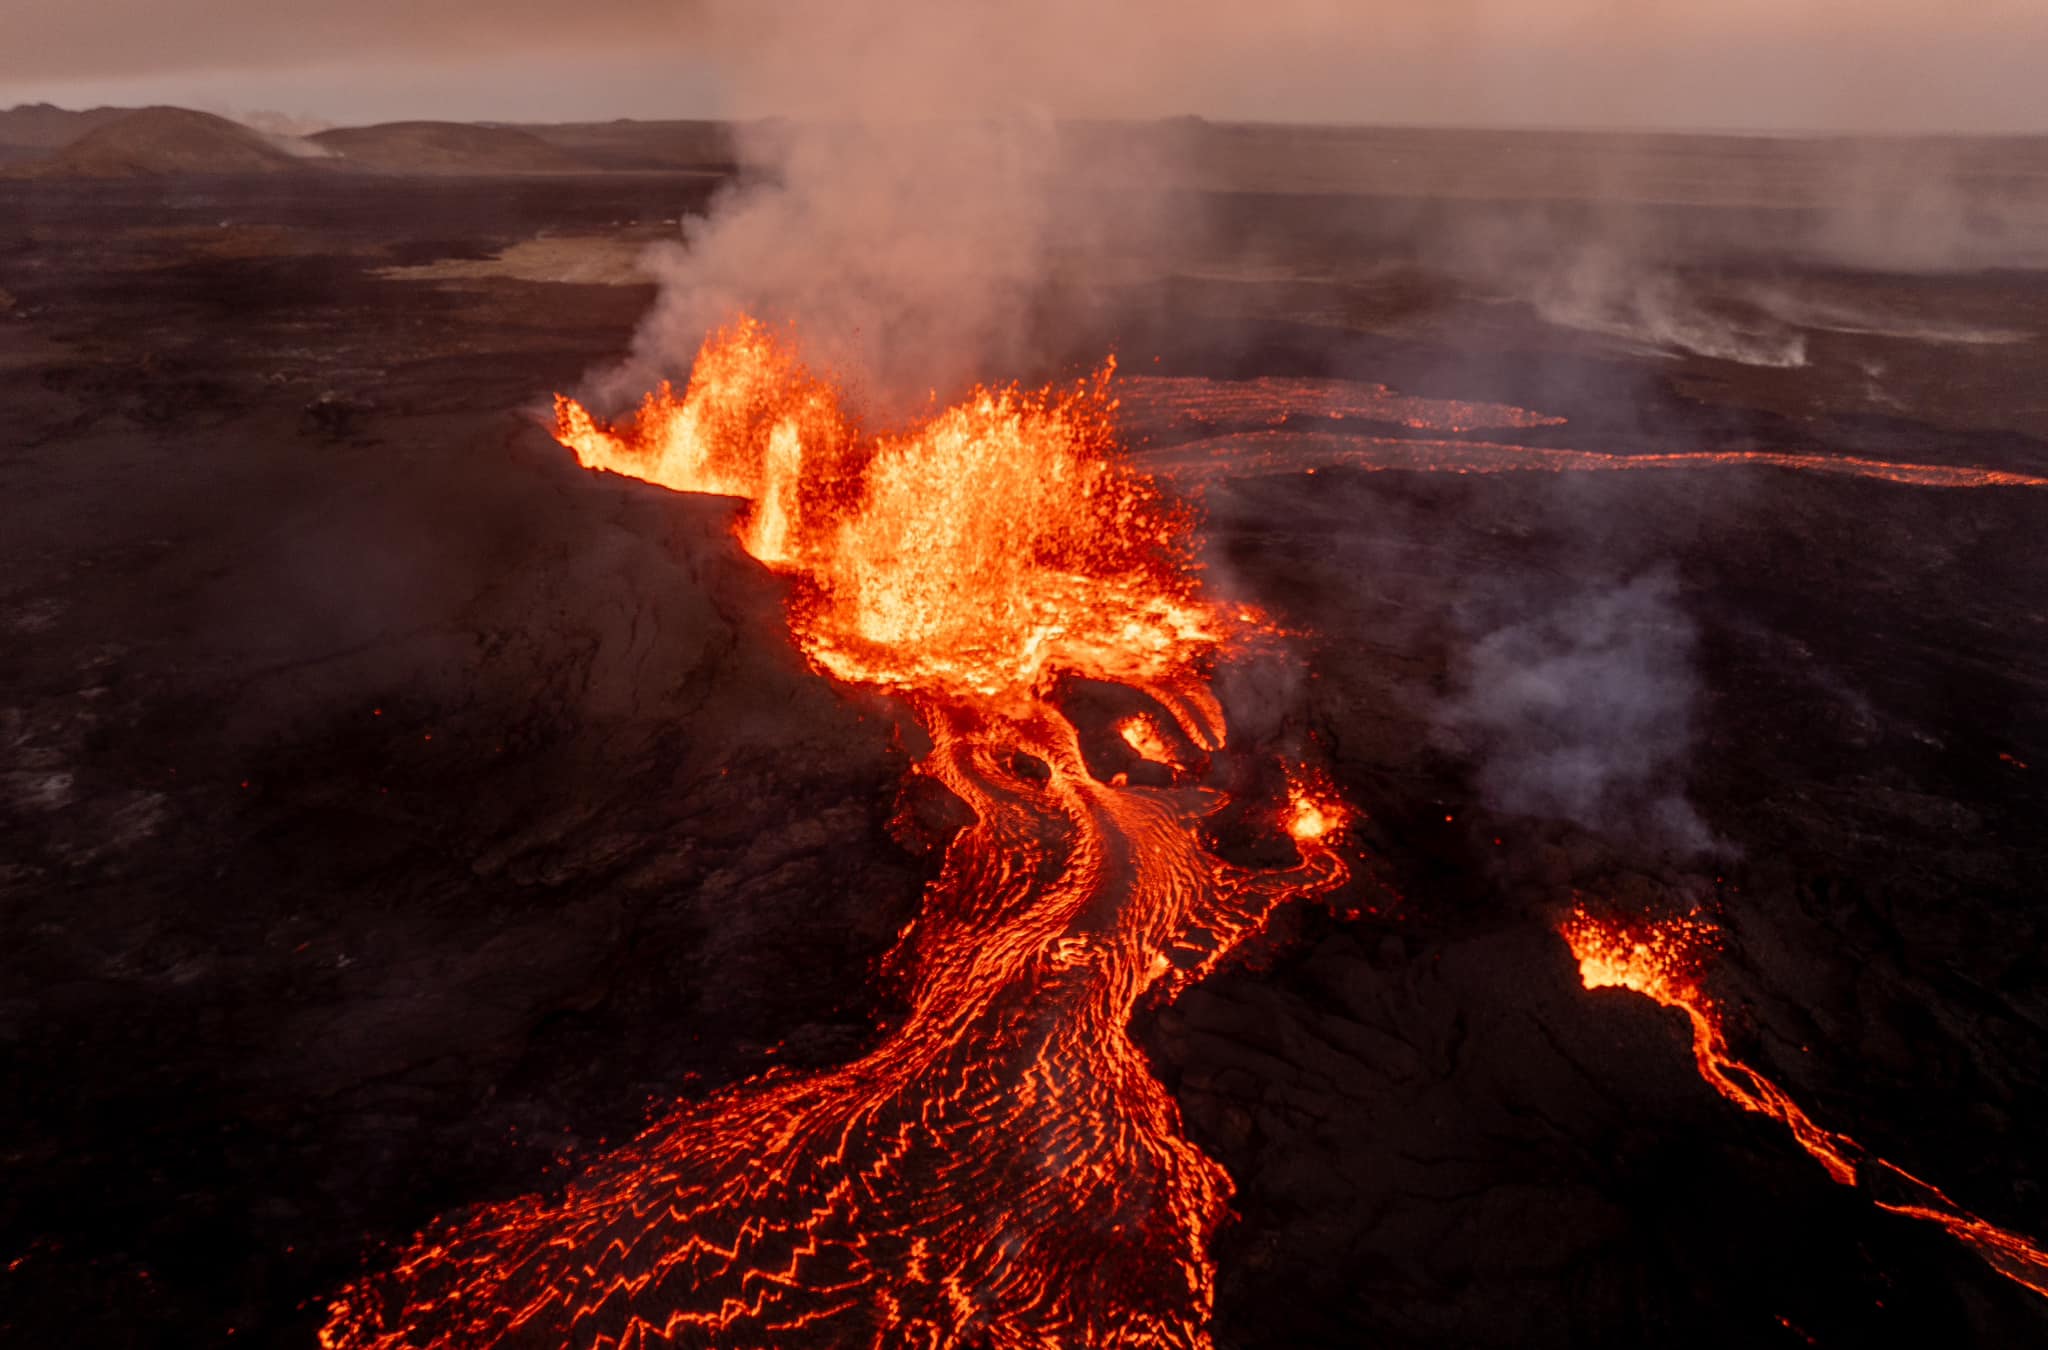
[1522,247,1810,368]
[599,3,1213,409]
[1439,570,1716,856]
[1415,134,2048,371]
[608,118,1188,411]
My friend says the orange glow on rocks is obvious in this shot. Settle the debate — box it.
[1562,904,2048,1301]
[320,317,1349,1349]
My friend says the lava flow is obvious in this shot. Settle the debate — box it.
[1140,429,2048,490]
[1112,373,2048,490]
[1561,905,2048,1300]
[320,318,1349,1349]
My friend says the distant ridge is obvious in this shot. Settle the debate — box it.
[507,118,738,172]
[0,102,136,149]
[23,107,313,177]
[0,103,137,166]
[311,121,589,174]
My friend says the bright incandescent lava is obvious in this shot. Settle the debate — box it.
[320,318,1349,1349]
[1561,905,2048,1300]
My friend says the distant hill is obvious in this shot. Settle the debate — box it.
[509,119,738,173]
[311,121,589,174]
[0,102,135,150]
[26,107,314,177]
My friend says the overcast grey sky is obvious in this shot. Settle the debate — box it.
[4,0,2045,132]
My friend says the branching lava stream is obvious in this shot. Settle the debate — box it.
[320,320,1349,1349]
[1562,906,2048,1301]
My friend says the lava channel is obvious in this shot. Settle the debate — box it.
[1561,904,2048,1301]
[320,318,1350,1349]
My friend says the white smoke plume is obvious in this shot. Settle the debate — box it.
[595,2,1213,412]
[1527,245,1809,368]
[609,117,1188,412]
[1439,570,1717,856]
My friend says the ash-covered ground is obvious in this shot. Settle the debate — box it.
[2,129,2046,1348]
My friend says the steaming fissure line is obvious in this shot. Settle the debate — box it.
[322,317,1350,1348]
[1561,906,2048,1300]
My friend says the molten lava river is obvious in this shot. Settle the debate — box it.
[320,319,1349,1349]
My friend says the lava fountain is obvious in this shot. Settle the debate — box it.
[320,318,1350,1349]
[1561,905,2048,1301]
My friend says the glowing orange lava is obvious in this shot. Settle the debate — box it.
[321,318,1348,1349]
[555,317,1227,703]
[1561,905,2048,1300]
[1118,715,1178,767]
[1283,769,1348,845]
[1139,427,2048,491]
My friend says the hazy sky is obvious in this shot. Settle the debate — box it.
[4,0,2045,133]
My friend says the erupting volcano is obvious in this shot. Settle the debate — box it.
[1561,905,2048,1301]
[320,319,1351,1348]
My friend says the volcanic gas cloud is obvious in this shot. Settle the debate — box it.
[321,318,1350,1349]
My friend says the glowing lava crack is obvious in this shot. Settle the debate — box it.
[320,319,1349,1349]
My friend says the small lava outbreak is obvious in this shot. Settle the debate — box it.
[1560,905,2048,1300]
[320,319,1351,1349]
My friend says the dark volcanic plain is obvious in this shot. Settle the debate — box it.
[2,120,2046,1349]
